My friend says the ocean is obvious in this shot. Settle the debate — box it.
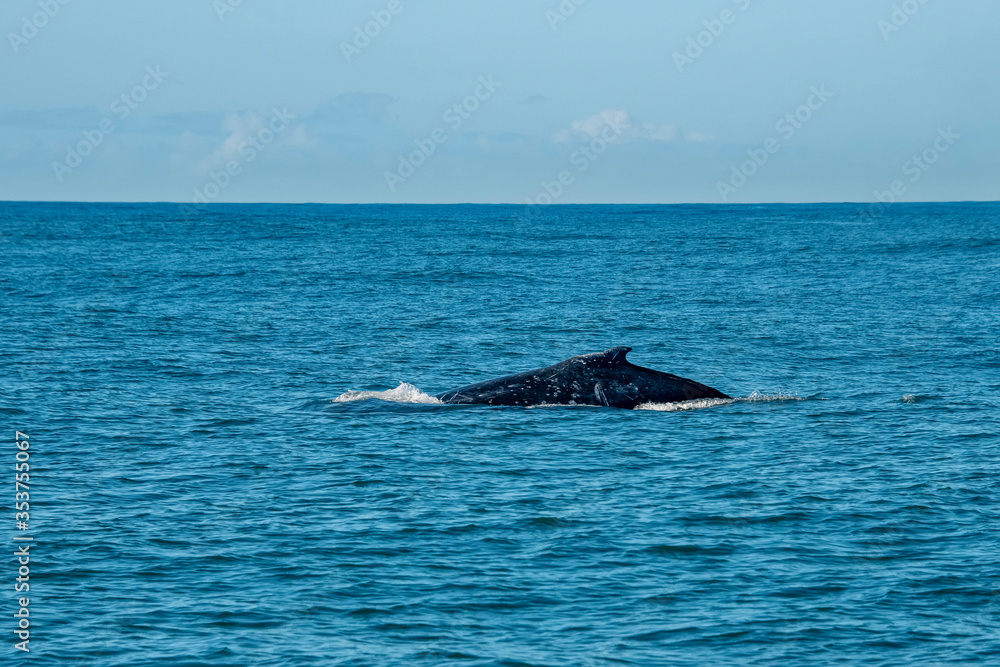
[2,202,998,665]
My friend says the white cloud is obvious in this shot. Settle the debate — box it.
[556,108,679,144]
[570,109,630,140]
[195,110,306,175]
[642,122,679,142]
[685,131,715,143]
[197,111,268,173]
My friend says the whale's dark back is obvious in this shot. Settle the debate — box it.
[436,347,729,409]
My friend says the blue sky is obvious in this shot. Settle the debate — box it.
[1,0,997,203]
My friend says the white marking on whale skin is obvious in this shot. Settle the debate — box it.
[594,382,609,407]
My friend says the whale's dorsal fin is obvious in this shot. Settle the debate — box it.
[605,346,632,363]
[581,346,632,365]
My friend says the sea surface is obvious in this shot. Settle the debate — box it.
[2,202,999,666]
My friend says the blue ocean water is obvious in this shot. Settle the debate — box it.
[2,202,998,665]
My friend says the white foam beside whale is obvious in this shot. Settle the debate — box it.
[637,391,804,411]
[333,382,443,404]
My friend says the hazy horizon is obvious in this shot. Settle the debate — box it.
[2,0,997,205]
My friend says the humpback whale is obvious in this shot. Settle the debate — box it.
[436,347,729,409]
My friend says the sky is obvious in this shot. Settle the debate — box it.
[1,0,997,204]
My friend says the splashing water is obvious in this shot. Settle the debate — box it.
[636,392,804,412]
[333,382,443,404]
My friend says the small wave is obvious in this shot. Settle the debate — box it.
[333,382,442,405]
[636,392,804,412]
[900,394,936,404]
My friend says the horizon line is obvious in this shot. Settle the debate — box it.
[2,199,999,206]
